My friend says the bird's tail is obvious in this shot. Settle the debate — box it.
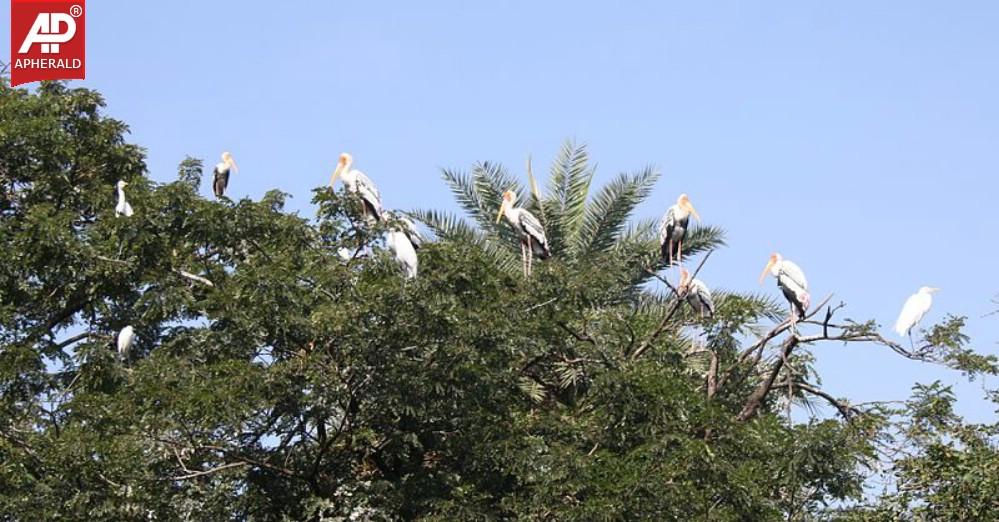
[535,242,552,260]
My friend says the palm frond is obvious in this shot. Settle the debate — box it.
[546,140,592,254]
[576,166,659,257]
[412,208,520,274]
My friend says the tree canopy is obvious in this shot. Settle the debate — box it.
[1,79,997,521]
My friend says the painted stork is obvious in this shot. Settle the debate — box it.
[760,252,810,325]
[117,325,135,357]
[496,190,550,277]
[895,287,939,342]
[679,268,715,319]
[659,193,700,266]
[212,152,238,199]
[330,153,383,222]
[114,180,133,217]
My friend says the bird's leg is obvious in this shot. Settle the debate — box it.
[524,242,529,278]
[667,240,674,266]
[908,330,915,352]
[677,237,684,267]
[521,242,528,278]
[527,237,534,277]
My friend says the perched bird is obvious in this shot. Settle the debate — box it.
[760,252,810,324]
[396,212,423,250]
[330,153,383,221]
[659,193,700,266]
[496,190,550,277]
[895,287,939,340]
[212,152,238,199]
[114,180,133,217]
[385,228,418,279]
[679,268,715,319]
[117,325,135,357]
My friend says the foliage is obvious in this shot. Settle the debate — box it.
[0,79,995,521]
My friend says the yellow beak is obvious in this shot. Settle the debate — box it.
[496,200,508,224]
[687,202,701,223]
[759,260,775,285]
[228,158,239,174]
[330,162,344,187]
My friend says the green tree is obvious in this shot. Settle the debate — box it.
[1,78,995,521]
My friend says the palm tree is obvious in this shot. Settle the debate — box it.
[415,140,725,281]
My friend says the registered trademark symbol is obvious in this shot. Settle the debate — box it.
[69,5,83,17]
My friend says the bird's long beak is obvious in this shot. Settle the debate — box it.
[228,157,239,174]
[121,181,129,187]
[759,259,774,285]
[330,162,344,187]
[495,200,507,224]
[687,201,701,222]
[929,287,941,293]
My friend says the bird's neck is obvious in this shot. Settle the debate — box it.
[673,204,688,220]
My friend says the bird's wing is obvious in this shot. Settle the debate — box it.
[692,279,715,314]
[518,209,548,246]
[658,207,676,244]
[399,214,423,248]
[354,171,381,202]
[895,293,930,336]
[779,261,808,291]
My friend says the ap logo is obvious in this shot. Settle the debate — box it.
[10,0,86,86]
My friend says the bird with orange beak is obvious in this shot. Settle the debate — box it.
[212,152,238,199]
[659,193,700,266]
[679,267,715,319]
[330,152,383,222]
[760,252,810,325]
[496,190,550,277]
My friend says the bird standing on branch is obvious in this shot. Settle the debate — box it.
[384,211,420,279]
[760,252,810,326]
[212,152,238,199]
[659,193,700,266]
[330,152,383,222]
[117,325,135,357]
[679,267,715,319]
[895,286,939,345]
[114,180,133,217]
[496,190,550,277]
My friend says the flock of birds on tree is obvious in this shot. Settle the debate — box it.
[111,150,939,357]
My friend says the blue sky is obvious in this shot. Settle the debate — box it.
[4,1,998,418]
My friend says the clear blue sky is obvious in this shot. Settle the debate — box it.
[4,1,998,418]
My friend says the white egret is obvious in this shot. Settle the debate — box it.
[760,252,810,325]
[895,286,939,340]
[496,190,550,277]
[679,268,715,319]
[212,152,238,199]
[385,229,418,279]
[659,193,700,266]
[330,153,383,221]
[115,180,133,217]
[117,325,135,357]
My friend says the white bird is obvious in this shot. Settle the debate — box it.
[760,252,810,325]
[115,180,133,217]
[496,190,550,277]
[212,152,238,199]
[385,228,418,279]
[330,153,383,222]
[659,193,700,266]
[895,286,939,339]
[679,268,715,318]
[117,325,135,357]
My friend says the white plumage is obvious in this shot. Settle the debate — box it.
[760,252,810,321]
[895,286,939,337]
[496,190,550,277]
[330,153,383,221]
[117,325,135,356]
[658,193,700,265]
[386,229,418,279]
[679,268,715,318]
[115,180,133,217]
